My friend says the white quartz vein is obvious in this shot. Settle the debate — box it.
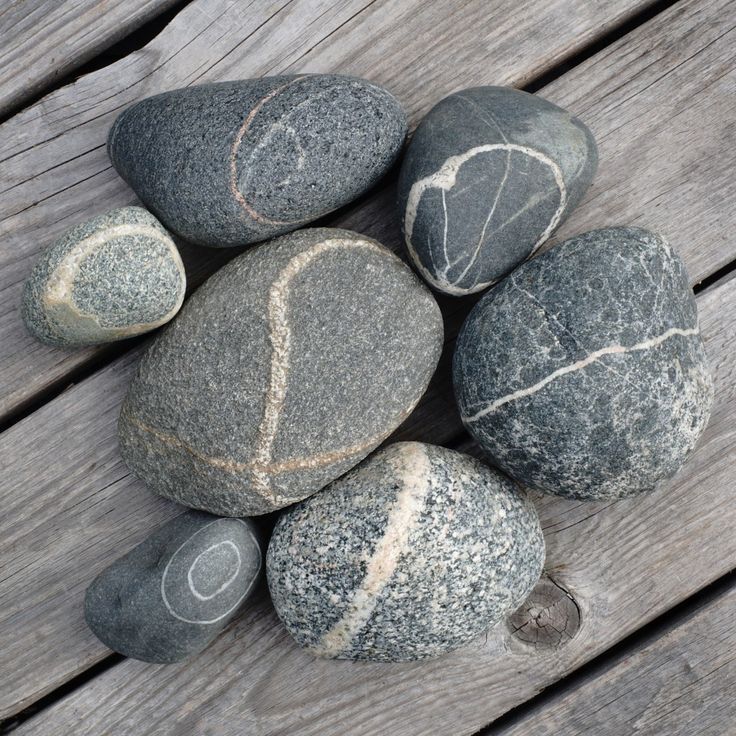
[463,326,700,423]
[310,444,432,657]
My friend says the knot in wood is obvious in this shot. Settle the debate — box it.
[507,575,581,649]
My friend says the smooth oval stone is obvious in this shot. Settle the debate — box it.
[454,227,714,501]
[267,442,545,662]
[398,86,597,295]
[21,206,185,347]
[119,228,443,516]
[108,75,407,247]
[84,511,262,663]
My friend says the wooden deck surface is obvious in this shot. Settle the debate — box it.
[1,0,734,733]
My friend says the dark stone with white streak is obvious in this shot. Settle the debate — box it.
[398,86,597,295]
[108,75,406,247]
[454,227,714,500]
[267,442,545,662]
[84,511,262,663]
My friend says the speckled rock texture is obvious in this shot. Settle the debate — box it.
[119,228,443,516]
[108,75,407,247]
[454,227,714,501]
[398,86,597,295]
[84,511,261,663]
[21,206,185,347]
[267,442,544,662]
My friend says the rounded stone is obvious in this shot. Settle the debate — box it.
[108,75,407,247]
[118,228,443,516]
[398,86,597,295]
[84,511,262,663]
[21,206,185,347]
[267,442,545,662]
[454,226,714,501]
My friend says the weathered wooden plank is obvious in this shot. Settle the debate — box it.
[491,583,736,735]
[0,0,181,117]
[0,0,660,422]
[9,274,736,735]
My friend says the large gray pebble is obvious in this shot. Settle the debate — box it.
[84,511,262,663]
[267,442,545,662]
[22,207,185,346]
[454,227,714,500]
[398,86,597,295]
[119,228,443,516]
[108,75,407,247]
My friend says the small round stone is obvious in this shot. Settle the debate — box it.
[119,228,443,516]
[21,206,185,347]
[84,511,262,663]
[108,75,407,247]
[454,226,714,501]
[267,442,545,662]
[398,86,597,295]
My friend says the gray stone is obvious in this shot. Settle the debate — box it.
[108,75,407,247]
[84,511,262,663]
[454,227,714,501]
[398,86,597,295]
[119,228,443,516]
[21,206,185,347]
[267,442,545,662]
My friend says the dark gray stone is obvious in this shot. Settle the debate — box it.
[119,228,443,516]
[267,442,545,662]
[21,206,185,347]
[108,75,407,247]
[84,511,262,663]
[398,86,597,295]
[454,227,714,501]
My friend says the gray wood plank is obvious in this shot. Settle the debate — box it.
[491,583,736,736]
[0,0,659,423]
[0,0,181,116]
[8,274,736,735]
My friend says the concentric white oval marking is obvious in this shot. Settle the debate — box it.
[187,540,242,601]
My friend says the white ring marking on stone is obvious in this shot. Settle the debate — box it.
[187,540,242,601]
[310,443,432,658]
[251,237,387,496]
[161,519,261,625]
[462,326,700,423]
[403,144,567,295]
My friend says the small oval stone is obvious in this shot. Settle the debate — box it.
[84,511,262,663]
[398,86,597,295]
[454,227,714,500]
[108,75,407,247]
[21,206,185,347]
[119,228,443,516]
[267,442,545,662]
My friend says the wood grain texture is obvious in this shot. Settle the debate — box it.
[0,0,181,116]
[0,0,658,422]
[9,275,736,735]
[492,583,736,735]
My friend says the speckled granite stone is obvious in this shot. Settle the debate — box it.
[398,86,597,295]
[119,228,443,516]
[108,75,407,247]
[454,227,714,501]
[84,511,261,663]
[267,442,544,662]
[21,207,185,347]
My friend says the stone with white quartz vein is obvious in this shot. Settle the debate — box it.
[398,86,597,295]
[453,226,714,500]
[267,442,545,662]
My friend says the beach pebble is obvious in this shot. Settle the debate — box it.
[398,86,597,295]
[21,207,185,347]
[454,227,714,501]
[108,75,407,247]
[119,228,443,516]
[267,442,544,662]
[84,511,262,663]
